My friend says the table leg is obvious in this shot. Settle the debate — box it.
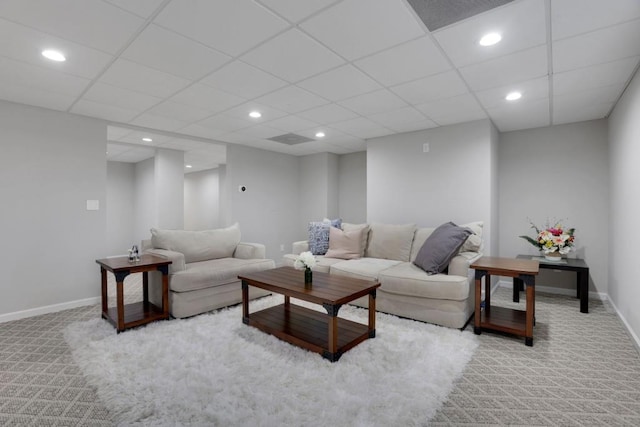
[474,274,482,335]
[368,290,376,338]
[513,277,523,303]
[485,274,491,309]
[578,270,588,313]
[241,281,249,324]
[143,271,149,310]
[116,280,125,332]
[284,295,290,307]
[328,313,338,358]
[525,281,535,346]
[100,267,108,317]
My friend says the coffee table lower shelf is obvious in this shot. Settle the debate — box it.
[244,303,372,361]
[475,306,532,346]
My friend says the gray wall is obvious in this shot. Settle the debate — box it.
[0,100,107,319]
[184,168,220,231]
[134,158,155,245]
[338,151,367,223]
[299,153,340,232]
[154,148,184,229]
[106,161,135,255]
[608,66,640,343]
[498,120,609,295]
[226,144,301,261]
[367,119,496,253]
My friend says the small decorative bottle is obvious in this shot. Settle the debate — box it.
[304,267,312,284]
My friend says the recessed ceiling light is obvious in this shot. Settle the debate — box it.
[315,131,325,138]
[185,164,193,169]
[505,91,522,101]
[479,33,501,47]
[249,111,261,118]
[41,49,66,62]
[142,137,153,142]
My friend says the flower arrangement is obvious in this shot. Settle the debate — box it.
[520,220,575,255]
[294,251,317,270]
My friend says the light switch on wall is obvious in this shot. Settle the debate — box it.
[86,200,99,211]
[423,143,430,153]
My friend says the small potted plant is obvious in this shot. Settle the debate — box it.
[294,251,317,284]
[520,220,575,261]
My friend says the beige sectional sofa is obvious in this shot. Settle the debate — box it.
[142,223,275,318]
[283,222,483,328]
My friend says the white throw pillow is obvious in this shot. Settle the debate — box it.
[325,226,364,260]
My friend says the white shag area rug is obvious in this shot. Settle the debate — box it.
[64,296,478,426]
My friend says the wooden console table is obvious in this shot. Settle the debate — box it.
[514,255,590,313]
[472,257,539,346]
[96,254,172,332]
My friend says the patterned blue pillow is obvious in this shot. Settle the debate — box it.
[308,222,331,255]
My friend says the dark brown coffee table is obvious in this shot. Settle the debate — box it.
[239,267,380,362]
[96,254,172,332]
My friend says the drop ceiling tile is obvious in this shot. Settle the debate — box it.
[109,146,157,163]
[487,97,550,132]
[298,65,382,101]
[117,130,171,145]
[554,84,625,112]
[475,76,548,109]
[106,142,130,156]
[71,99,141,122]
[295,126,353,143]
[200,61,288,99]
[459,45,548,91]
[178,124,228,140]
[103,0,165,18]
[301,0,425,60]
[241,28,345,83]
[264,115,319,132]
[391,70,468,105]
[258,0,338,22]
[0,56,90,98]
[0,0,144,54]
[107,126,133,141]
[553,20,640,73]
[553,101,613,126]
[330,117,394,139]
[99,59,191,98]
[235,124,283,139]
[338,89,407,116]
[433,0,546,68]
[197,114,253,133]
[354,36,451,86]
[121,24,231,80]
[296,103,360,124]
[129,113,189,132]
[157,138,211,151]
[170,83,246,115]
[255,85,329,113]
[146,100,213,123]
[0,19,114,80]
[553,57,640,96]
[154,0,289,56]
[367,106,435,132]
[552,0,640,41]
[415,93,487,126]
[81,82,162,112]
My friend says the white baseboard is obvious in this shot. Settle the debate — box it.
[0,296,100,324]
[602,297,640,354]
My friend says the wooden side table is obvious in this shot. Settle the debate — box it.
[471,257,539,346]
[514,255,590,313]
[96,254,172,332]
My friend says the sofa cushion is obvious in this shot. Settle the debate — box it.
[409,227,435,262]
[307,218,342,255]
[325,226,364,260]
[413,222,472,275]
[365,223,416,262]
[330,258,402,281]
[170,257,275,293]
[342,223,370,257]
[151,223,241,263]
[379,262,470,301]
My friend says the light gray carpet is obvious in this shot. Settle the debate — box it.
[1,274,640,426]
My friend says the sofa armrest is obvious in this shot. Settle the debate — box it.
[143,248,186,273]
[448,251,482,277]
[292,241,309,255]
[234,242,266,259]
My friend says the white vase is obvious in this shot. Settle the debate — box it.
[544,253,562,261]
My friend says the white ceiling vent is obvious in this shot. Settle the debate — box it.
[407,0,515,31]
[267,133,315,145]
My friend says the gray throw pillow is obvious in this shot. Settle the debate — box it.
[413,222,472,275]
